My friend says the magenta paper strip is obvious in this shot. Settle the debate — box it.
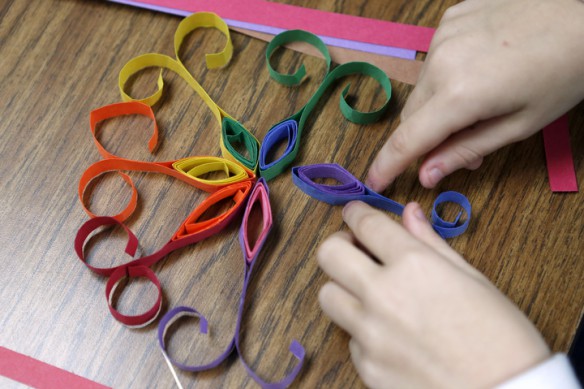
[543,115,578,192]
[106,0,434,52]
[0,347,110,389]
[107,0,417,59]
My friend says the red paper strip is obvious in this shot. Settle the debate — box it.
[0,347,110,389]
[543,115,578,192]
[125,0,435,52]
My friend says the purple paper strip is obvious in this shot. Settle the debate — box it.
[292,164,472,239]
[235,178,305,388]
[157,179,304,388]
[106,0,417,60]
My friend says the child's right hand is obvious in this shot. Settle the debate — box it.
[366,0,584,192]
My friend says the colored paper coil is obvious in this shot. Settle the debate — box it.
[118,12,260,171]
[292,163,471,239]
[75,180,252,327]
[81,101,255,222]
[260,30,392,181]
[158,179,305,388]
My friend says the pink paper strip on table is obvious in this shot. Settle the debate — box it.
[543,114,578,192]
[107,0,418,59]
[107,0,435,52]
[0,346,110,389]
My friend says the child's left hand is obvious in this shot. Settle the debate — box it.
[317,201,550,388]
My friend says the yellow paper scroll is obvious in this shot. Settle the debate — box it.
[118,12,259,171]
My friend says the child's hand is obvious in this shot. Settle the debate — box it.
[317,202,550,388]
[366,0,584,191]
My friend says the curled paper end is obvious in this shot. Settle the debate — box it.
[431,191,471,239]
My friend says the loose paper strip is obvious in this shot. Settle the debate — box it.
[231,26,422,86]
[543,114,578,192]
[107,0,434,52]
[292,163,471,239]
[107,0,416,60]
[0,346,110,389]
[158,179,304,388]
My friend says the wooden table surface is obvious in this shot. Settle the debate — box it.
[1,0,583,387]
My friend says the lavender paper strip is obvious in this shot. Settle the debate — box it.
[107,0,417,60]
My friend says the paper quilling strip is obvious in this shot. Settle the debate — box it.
[75,179,252,326]
[158,179,305,388]
[118,12,260,171]
[292,163,471,239]
[259,30,392,181]
[80,101,255,222]
[231,26,423,86]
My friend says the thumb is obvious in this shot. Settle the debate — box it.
[402,202,484,278]
[401,202,460,262]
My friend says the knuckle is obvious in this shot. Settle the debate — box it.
[441,8,456,21]
[441,4,463,22]
[428,40,460,70]
[316,237,340,264]
[362,274,388,303]
[353,211,383,237]
[318,282,335,307]
[452,144,483,168]
[386,129,409,156]
[390,248,428,276]
[356,358,380,388]
[443,79,470,104]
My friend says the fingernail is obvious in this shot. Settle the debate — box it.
[364,174,378,189]
[365,177,389,192]
[427,167,444,186]
[415,206,427,221]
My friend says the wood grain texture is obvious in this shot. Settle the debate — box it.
[0,0,582,388]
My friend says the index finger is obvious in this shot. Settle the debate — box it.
[366,94,479,192]
[342,201,423,265]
